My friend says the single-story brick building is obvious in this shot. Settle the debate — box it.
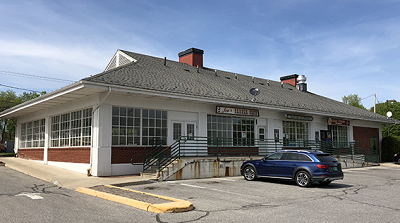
[0,48,396,176]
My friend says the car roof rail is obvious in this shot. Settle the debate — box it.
[281,149,324,153]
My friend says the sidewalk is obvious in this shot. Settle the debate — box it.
[0,157,193,213]
[0,157,156,190]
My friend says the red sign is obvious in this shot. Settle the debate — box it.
[327,118,350,126]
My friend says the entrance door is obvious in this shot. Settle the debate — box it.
[172,122,196,140]
[172,121,197,156]
[320,130,331,142]
[257,127,267,155]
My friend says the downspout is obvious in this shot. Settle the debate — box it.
[88,86,112,176]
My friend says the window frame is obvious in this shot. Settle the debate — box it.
[112,106,168,146]
[207,114,255,146]
[50,108,93,148]
[20,118,45,149]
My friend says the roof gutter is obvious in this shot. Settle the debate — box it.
[92,86,112,114]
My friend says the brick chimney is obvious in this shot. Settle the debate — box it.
[178,48,204,68]
[280,74,299,87]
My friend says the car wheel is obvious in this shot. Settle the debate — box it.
[243,166,257,181]
[295,170,312,187]
[319,180,332,185]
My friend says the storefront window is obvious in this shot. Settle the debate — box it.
[51,108,92,147]
[20,119,45,148]
[282,121,309,142]
[112,107,167,146]
[207,115,255,146]
[328,125,348,144]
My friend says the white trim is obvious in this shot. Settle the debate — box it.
[80,81,394,124]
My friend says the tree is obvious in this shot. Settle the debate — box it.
[371,100,400,137]
[0,90,46,142]
[342,94,367,110]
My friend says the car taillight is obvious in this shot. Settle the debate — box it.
[395,154,398,157]
[317,164,330,169]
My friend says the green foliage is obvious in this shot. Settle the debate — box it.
[0,90,46,142]
[381,136,400,162]
[342,94,367,110]
[371,101,400,137]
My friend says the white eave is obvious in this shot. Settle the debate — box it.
[0,81,106,119]
[0,80,397,125]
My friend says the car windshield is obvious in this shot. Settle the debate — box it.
[316,154,337,163]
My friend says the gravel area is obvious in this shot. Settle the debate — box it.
[89,185,171,204]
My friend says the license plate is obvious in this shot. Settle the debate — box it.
[333,166,338,171]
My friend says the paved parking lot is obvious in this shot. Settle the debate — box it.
[126,166,400,223]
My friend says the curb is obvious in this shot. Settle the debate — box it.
[76,185,193,213]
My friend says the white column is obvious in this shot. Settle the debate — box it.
[44,116,50,164]
[91,103,112,176]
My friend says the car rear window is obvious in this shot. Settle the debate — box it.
[316,154,337,163]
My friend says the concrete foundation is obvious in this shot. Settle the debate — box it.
[158,156,378,181]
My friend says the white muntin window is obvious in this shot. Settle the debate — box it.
[50,108,92,147]
[111,106,168,146]
[207,115,255,146]
[20,119,45,148]
[328,125,348,143]
[282,121,309,141]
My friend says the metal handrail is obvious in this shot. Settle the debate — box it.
[132,136,378,174]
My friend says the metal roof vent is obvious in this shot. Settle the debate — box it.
[297,75,307,92]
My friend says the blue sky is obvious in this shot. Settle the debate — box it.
[1,0,399,109]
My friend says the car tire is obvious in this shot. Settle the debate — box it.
[295,170,312,187]
[243,166,257,181]
[319,180,332,185]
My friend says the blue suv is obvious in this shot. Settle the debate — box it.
[240,150,344,187]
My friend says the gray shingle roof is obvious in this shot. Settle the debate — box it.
[82,50,392,123]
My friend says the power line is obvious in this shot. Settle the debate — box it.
[0,83,40,93]
[0,70,75,83]
[361,94,374,101]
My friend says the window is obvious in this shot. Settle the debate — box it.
[51,108,92,147]
[173,123,182,141]
[20,119,45,148]
[207,115,255,146]
[282,121,309,142]
[266,152,283,160]
[282,153,312,161]
[328,125,348,143]
[112,107,167,146]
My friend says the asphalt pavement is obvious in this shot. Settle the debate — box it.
[0,157,193,213]
[1,156,399,214]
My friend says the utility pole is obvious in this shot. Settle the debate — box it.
[374,93,376,113]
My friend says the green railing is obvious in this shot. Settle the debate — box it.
[133,136,379,174]
[177,136,378,162]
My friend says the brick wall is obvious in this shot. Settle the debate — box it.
[282,79,297,87]
[18,148,44,161]
[112,147,156,164]
[353,126,380,155]
[179,53,203,68]
[48,147,90,163]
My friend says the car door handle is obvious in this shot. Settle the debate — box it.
[273,163,278,166]
[292,164,297,167]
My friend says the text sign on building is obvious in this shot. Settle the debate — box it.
[216,106,259,117]
[327,118,350,126]
[285,114,313,121]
